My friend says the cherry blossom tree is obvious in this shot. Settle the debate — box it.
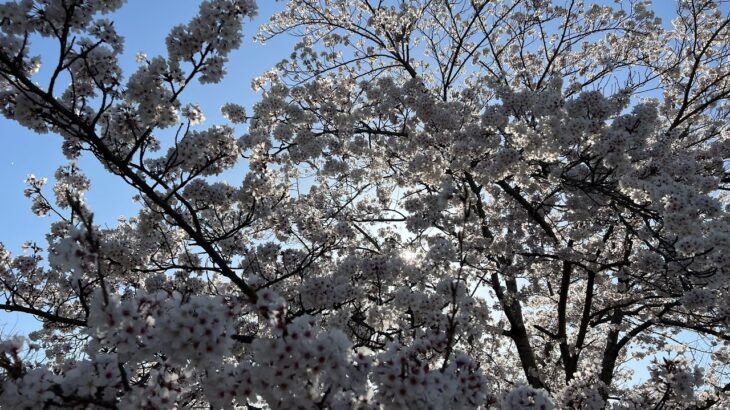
[1,0,729,408]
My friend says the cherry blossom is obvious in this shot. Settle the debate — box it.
[1,0,729,408]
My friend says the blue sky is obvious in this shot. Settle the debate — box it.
[0,0,289,335]
[1,0,289,252]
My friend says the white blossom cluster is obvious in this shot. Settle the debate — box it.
[87,290,238,367]
[371,343,489,409]
[158,125,240,176]
[181,103,206,125]
[501,385,554,410]
[221,102,247,123]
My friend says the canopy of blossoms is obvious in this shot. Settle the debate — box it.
[0,0,728,408]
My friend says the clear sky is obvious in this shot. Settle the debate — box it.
[0,0,289,335]
[0,1,296,247]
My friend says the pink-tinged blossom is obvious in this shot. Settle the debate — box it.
[1,0,729,408]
